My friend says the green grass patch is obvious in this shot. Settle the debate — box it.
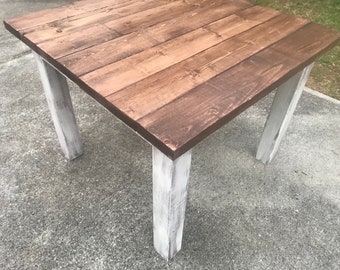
[251,0,340,100]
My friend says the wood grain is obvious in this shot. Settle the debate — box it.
[82,7,283,97]
[59,1,252,76]
[5,0,132,30]
[107,13,307,119]
[23,0,171,44]
[138,23,340,157]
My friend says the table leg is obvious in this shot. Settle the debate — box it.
[256,63,314,164]
[34,53,83,160]
[152,147,192,260]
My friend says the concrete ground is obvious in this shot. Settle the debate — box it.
[1,1,340,269]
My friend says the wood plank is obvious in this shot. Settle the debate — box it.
[35,0,212,59]
[22,0,176,44]
[4,0,133,30]
[106,13,307,120]
[145,1,253,43]
[35,24,121,60]
[137,23,340,158]
[82,7,285,98]
[58,1,253,76]
[103,0,220,35]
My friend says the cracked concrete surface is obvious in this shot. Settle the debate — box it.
[1,1,340,269]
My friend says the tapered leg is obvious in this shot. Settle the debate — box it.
[152,147,192,260]
[256,64,314,164]
[34,53,83,160]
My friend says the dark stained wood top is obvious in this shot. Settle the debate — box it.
[4,0,340,159]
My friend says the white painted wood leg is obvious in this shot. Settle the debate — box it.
[256,64,314,164]
[152,147,192,260]
[34,53,83,160]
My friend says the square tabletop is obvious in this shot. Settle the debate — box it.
[4,0,339,159]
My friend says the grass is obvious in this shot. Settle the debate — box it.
[251,0,340,100]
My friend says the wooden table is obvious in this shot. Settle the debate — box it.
[4,0,339,260]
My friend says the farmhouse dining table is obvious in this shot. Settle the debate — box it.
[4,0,340,260]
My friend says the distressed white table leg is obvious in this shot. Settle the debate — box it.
[256,63,314,164]
[34,53,83,160]
[152,147,192,260]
